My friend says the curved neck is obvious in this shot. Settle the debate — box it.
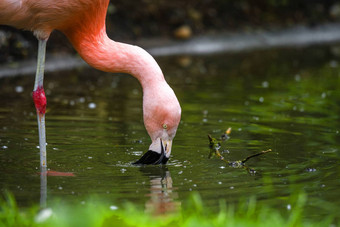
[66,29,165,88]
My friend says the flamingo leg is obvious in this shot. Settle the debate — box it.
[32,39,48,169]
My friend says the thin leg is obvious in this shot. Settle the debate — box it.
[40,166,47,208]
[33,39,48,169]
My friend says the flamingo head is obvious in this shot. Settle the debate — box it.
[133,82,181,165]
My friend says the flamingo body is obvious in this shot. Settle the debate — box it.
[0,0,181,165]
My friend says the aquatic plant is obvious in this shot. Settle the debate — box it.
[208,128,272,173]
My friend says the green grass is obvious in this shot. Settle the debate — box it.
[0,192,336,227]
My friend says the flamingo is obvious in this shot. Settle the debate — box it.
[0,0,181,167]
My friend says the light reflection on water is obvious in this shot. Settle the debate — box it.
[0,45,340,220]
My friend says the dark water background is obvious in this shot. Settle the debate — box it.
[0,45,340,220]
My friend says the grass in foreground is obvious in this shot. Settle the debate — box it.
[0,192,337,227]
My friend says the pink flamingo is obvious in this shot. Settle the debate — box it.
[0,0,181,167]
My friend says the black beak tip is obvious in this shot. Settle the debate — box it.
[133,150,169,165]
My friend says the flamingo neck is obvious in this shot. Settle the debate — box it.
[67,29,165,88]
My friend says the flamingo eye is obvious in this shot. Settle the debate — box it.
[162,123,168,129]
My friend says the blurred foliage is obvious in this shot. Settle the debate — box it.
[0,191,337,227]
[107,0,338,39]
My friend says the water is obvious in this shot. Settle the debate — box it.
[0,45,340,220]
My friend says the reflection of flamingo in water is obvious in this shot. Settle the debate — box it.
[141,167,180,215]
[0,0,181,168]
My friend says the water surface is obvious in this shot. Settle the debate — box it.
[0,45,340,220]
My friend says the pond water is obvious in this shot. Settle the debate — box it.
[0,44,340,220]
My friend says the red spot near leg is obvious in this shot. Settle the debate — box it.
[38,170,76,177]
[32,86,47,114]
